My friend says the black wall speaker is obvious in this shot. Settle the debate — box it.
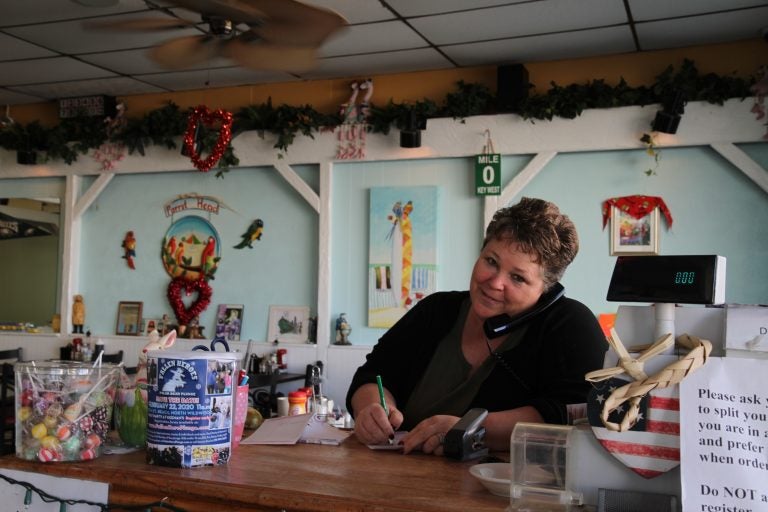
[497,64,529,112]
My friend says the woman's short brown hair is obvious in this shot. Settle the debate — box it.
[483,197,578,288]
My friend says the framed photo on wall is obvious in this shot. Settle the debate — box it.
[610,206,659,255]
[215,304,244,341]
[267,305,310,343]
[116,301,143,336]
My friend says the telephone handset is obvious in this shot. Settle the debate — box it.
[482,282,565,339]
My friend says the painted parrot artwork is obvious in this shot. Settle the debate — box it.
[122,231,136,269]
[234,219,264,249]
[200,236,217,277]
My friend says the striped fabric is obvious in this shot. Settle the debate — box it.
[588,378,680,479]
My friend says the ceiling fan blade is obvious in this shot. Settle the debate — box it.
[84,17,197,32]
[246,0,347,46]
[169,0,266,23]
[149,35,220,69]
[222,38,317,72]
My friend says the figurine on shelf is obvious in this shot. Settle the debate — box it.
[335,313,352,345]
[136,329,177,385]
[158,314,170,336]
[188,316,206,339]
[72,294,85,334]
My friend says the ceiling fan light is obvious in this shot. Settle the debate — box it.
[205,17,234,37]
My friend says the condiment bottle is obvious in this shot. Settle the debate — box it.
[277,348,287,369]
[288,391,307,416]
[300,386,314,412]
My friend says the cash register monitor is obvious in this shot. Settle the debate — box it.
[607,255,726,305]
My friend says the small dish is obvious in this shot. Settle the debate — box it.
[469,462,512,497]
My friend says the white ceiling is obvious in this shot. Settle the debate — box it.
[0,0,766,106]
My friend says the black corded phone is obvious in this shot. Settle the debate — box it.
[482,282,565,339]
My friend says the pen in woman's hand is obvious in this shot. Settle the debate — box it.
[376,375,394,445]
[376,375,389,416]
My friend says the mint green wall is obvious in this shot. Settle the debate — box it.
[78,166,318,339]
[1,144,766,341]
[332,144,768,345]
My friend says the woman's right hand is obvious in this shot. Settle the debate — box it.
[353,402,403,445]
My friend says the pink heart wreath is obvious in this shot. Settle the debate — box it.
[167,277,212,326]
[184,105,233,172]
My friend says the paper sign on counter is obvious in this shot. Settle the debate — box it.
[680,357,768,512]
[240,414,351,446]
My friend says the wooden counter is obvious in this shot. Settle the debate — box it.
[0,436,508,511]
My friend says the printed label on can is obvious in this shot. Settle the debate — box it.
[146,353,238,468]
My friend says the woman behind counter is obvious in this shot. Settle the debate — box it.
[346,197,607,455]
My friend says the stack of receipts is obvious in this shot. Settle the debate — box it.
[240,413,352,446]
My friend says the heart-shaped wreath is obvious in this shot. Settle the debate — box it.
[167,277,212,326]
[184,105,233,172]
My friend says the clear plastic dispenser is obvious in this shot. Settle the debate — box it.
[508,422,584,512]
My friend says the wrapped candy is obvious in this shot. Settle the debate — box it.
[15,361,120,462]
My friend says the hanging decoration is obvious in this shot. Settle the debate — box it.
[121,230,136,269]
[601,195,673,230]
[184,105,233,172]
[336,79,373,160]
[161,215,221,282]
[161,199,224,333]
[474,129,501,195]
[92,102,127,171]
[233,219,264,249]
[167,276,213,327]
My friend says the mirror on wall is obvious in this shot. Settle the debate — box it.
[0,197,61,331]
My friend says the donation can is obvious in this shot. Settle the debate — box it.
[145,350,240,468]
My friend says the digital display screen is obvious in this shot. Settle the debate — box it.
[607,255,723,304]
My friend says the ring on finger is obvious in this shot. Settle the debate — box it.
[436,432,445,445]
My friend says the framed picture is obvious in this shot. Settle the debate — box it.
[116,301,143,336]
[610,206,659,255]
[215,304,244,341]
[267,305,310,343]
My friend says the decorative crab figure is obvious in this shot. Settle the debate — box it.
[336,79,373,160]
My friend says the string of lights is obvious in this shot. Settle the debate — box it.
[0,472,188,512]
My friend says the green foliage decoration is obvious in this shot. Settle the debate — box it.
[0,59,758,174]
[233,98,342,154]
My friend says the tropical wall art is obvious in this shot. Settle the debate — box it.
[160,194,224,335]
[368,186,439,328]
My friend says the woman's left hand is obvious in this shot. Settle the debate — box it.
[401,414,460,456]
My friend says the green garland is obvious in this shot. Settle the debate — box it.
[0,59,756,177]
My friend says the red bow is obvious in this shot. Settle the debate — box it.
[602,195,673,229]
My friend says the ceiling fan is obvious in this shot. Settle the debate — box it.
[88,0,347,72]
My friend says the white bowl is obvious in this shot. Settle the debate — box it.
[469,462,512,497]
